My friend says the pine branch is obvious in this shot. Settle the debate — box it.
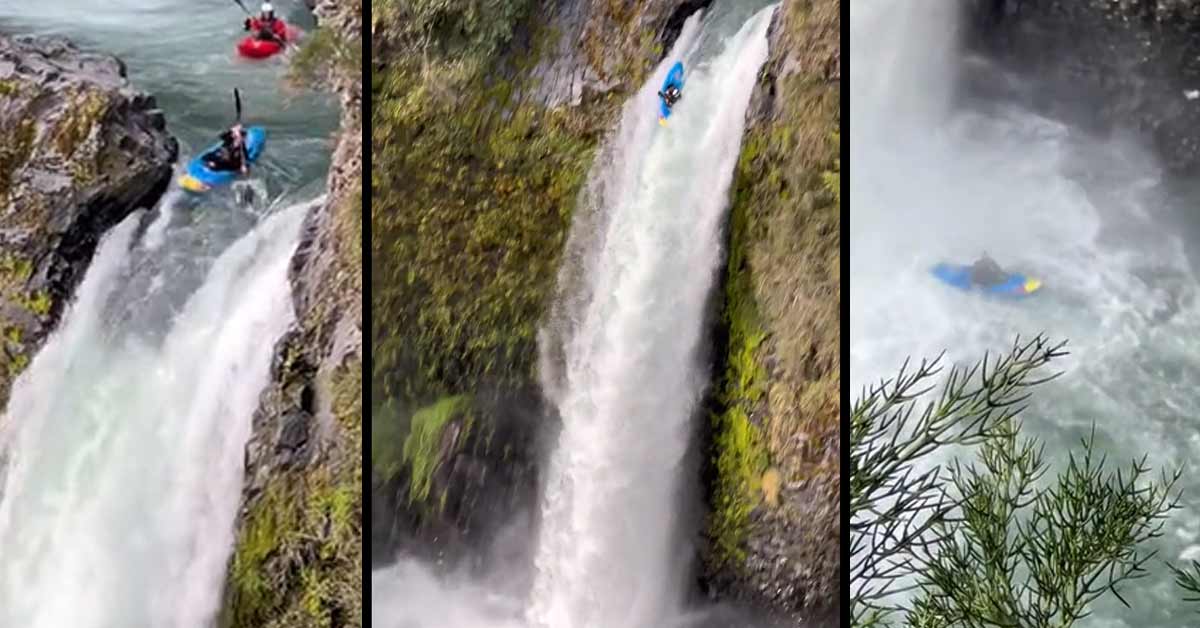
[850,335,1067,624]
[852,334,1186,627]
[1168,560,1200,606]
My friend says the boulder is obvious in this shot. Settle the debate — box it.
[0,33,177,403]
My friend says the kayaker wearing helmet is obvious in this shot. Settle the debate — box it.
[243,2,287,43]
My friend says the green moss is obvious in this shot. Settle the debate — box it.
[54,89,108,159]
[402,395,470,504]
[373,0,532,60]
[372,55,607,405]
[288,25,363,89]
[370,398,406,482]
[332,358,363,433]
[0,78,21,97]
[224,361,362,628]
[0,254,33,286]
[6,352,28,378]
[708,165,772,566]
[22,290,51,318]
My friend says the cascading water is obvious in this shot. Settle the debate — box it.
[528,5,774,627]
[851,0,1200,624]
[373,3,778,627]
[0,201,312,628]
[0,2,339,626]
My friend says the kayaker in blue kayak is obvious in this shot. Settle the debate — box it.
[969,252,1008,287]
[204,123,250,174]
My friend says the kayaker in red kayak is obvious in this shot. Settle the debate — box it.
[243,2,287,43]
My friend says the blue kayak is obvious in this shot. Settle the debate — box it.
[658,61,685,126]
[931,263,1043,299]
[178,126,266,193]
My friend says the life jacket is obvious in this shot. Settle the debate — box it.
[248,17,288,40]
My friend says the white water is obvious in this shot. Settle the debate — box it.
[0,200,311,628]
[528,5,773,627]
[851,0,1200,624]
[373,4,777,628]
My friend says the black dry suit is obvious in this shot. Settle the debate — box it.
[659,85,681,107]
[970,255,1008,287]
[205,128,249,173]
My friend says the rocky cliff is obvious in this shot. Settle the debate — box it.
[220,1,363,626]
[0,33,176,404]
[701,0,840,619]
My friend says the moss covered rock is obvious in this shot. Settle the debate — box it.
[702,0,840,618]
[0,33,177,405]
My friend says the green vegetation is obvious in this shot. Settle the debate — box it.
[54,89,108,158]
[371,397,406,482]
[708,149,772,565]
[0,254,33,285]
[288,24,363,89]
[5,353,28,378]
[0,117,36,199]
[0,254,48,389]
[224,361,362,628]
[370,0,698,533]
[373,0,532,59]
[402,395,470,503]
[0,78,20,97]
[851,336,1200,627]
[336,185,362,289]
[3,325,27,378]
[372,67,602,403]
[371,0,623,428]
[22,290,51,318]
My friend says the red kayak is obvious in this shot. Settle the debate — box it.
[236,18,296,59]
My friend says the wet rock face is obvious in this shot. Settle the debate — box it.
[963,0,1200,175]
[528,0,711,107]
[0,33,177,403]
